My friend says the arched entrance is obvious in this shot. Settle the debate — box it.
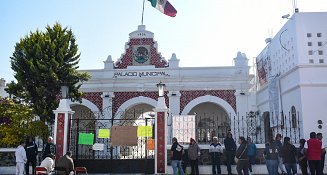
[188,102,230,144]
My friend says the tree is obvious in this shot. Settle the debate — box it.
[6,23,90,123]
[0,97,48,147]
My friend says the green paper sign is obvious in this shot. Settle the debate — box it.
[98,129,110,138]
[137,126,153,137]
[78,133,94,145]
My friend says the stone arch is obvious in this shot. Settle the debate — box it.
[70,98,100,112]
[181,95,236,116]
[114,96,157,119]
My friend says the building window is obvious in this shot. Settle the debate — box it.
[307,33,312,37]
[319,59,324,63]
[308,42,312,46]
[309,59,314,63]
[319,50,323,55]
[318,42,323,46]
[308,50,313,55]
[291,106,297,128]
[317,33,322,37]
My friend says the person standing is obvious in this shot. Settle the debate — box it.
[15,140,27,175]
[224,132,237,175]
[25,136,38,175]
[264,140,279,175]
[275,134,287,175]
[209,136,224,175]
[317,133,326,174]
[280,137,297,175]
[56,151,74,175]
[235,137,249,175]
[188,138,200,175]
[171,137,185,175]
[298,139,308,175]
[247,137,256,175]
[305,132,323,175]
[42,136,56,159]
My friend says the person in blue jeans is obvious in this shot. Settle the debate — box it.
[264,140,279,175]
[247,137,256,175]
[280,137,297,175]
[171,137,184,175]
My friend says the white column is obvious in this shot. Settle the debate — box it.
[53,99,75,158]
[154,96,168,174]
[101,92,114,120]
[234,90,249,139]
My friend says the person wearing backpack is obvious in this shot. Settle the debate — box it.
[171,137,185,175]
[264,139,279,175]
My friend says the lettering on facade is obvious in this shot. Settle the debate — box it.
[113,71,170,78]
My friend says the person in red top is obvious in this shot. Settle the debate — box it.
[304,132,324,175]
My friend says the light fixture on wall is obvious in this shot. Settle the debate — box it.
[156,81,166,97]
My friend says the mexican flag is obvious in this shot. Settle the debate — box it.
[148,0,177,17]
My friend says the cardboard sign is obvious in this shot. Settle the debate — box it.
[111,126,138,146]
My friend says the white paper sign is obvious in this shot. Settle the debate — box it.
[92,143,105,151]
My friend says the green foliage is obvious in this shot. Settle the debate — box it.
[6,23,90,123]
[0,97,48,147]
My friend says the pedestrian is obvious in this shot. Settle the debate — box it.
[40,154,55,174]
[55,151,74,175]
[15,140,27,175]
[171,137,185,175]
[317,133,326,174]
[264,140,279,175]
[247,137,256,175]
[188,138,200,175]
[235,137,249,175]
[298,139,308,175]
[304,132,323,175]
[224,132,237,175]
[25,136,38,175]
[209,136,224,175]
[280,137,297,175]
[42,136,56,159]
[275,134,287,175]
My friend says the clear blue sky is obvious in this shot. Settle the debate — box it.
[1,0,327,82]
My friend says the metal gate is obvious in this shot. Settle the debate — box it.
[68,110,155,173]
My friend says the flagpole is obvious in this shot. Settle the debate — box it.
[141,0,145,25]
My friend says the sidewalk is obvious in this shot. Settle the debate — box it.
[0,166,148,175]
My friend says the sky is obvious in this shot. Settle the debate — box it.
[1,0,327,82]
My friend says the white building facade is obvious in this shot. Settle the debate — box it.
[256,12,327,144]
[75,25,255,144]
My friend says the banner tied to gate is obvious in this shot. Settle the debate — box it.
[147,139,155,150]
[98,129,110,138]
[78,133,94,145]
[137,126,153,137]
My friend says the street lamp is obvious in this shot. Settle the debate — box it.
[156,81,166,97]
[61,86,69,99]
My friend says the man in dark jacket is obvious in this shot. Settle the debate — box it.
[42,136,56,159]
[25,136,38,175]
[224,132,237,175]
[264,140,279,175]
[235,137,249,175]
[280,137,297,175]
[171,137,184,175]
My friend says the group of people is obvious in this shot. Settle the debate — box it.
[170,131,326,175]
[14,136,75,175]
[170,132,257,175]
[264,132,326,175]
